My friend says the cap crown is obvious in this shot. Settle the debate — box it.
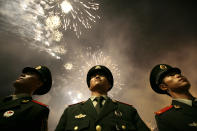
[86,65,113,91]
[23,66,52,95]
[149,64,181,94]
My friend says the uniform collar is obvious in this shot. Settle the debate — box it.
[11,93,31,100]
[173,98,193,106]
[90,95,108,101]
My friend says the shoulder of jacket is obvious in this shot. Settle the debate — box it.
[68,101,85,107]
[155,105,173,115]
[31,100,48,108]
[112,99,133,107]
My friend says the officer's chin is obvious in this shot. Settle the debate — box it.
[181,82,191,89]
[13,80,23,88]
[90,84,103,91]
[172,84,191,93]
[185,83,191,90]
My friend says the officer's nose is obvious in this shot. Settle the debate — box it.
[20,73,25,77]
[175,74,181,78]
[95,74,100,78]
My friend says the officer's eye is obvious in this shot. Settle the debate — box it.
[91,72,104,78]
[25,72,40,77]
[90,74,97,78]
[166,72,179,76]
[26,72,36,75]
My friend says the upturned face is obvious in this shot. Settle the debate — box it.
[161,71,191,92]
[13,71,43,92]
[89,72,111,93]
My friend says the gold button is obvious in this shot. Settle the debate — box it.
[74,126,78,130]
[96,125,102,131]
[122,125,126,130]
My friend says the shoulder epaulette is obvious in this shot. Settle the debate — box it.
[68,101,85,106]
[32,100,48,107]
[155,105,173,115]
[113,99,133,107]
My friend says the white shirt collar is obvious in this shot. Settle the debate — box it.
[12,93,31,100]
[173,98,193,106]
[90,95,108,101]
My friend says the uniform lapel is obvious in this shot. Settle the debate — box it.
[0,99,21,111]
[0,97,32,111]
[0,96,12,107]
[81,99,98,120]
[96,98,117,122]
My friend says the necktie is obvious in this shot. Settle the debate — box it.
[95,96,104,114]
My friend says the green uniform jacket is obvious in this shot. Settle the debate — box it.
[0,96,49,131]
[155,100,197,131]
[55,98,150,131]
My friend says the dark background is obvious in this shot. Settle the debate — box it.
[1,0,197,130]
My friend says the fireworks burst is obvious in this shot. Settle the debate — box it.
[61,47,123,101]
[78,49,123,97]
[41,0,100,38]
[0,0,100,59]
[64,63,73,70]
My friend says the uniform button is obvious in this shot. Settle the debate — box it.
[122,125,126,130]
[96,125,102,131]
[74,126,78,130]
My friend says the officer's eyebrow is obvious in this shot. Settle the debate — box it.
[25,71,38,75]
[91,72,105,77]
[166,71,181,76]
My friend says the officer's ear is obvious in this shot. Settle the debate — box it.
[37,81,44,88]
[159,83,168,91]
[34,79,44,90]
[31,81,43,95]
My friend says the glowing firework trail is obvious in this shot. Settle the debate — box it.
[0,0,67,59]
[0,0,100,59]
[41,0,100,37]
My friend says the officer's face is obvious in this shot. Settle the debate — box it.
[13,71,43,91]
[89,72,111,92]
[161,72,190,92]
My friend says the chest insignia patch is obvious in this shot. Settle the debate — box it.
[75,114,86,119]
[3,110,14,118]
[188,122,197,127]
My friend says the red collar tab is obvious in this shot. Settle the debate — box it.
[32,100,48,107]
[155,105,173,115]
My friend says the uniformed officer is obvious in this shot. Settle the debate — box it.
[56,65,150,131]
[0,65,52,131]
[150,64,197,131]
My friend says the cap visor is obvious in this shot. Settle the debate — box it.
[22,67,40,75]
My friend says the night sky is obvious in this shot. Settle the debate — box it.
[0,0,197,130]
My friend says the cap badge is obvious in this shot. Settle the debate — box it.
[35,66,42,70]
[75,113,86,119]
[188,122,197,127]
[95,66,101,69]
[3,110,14,118]
[160,65,167,70]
